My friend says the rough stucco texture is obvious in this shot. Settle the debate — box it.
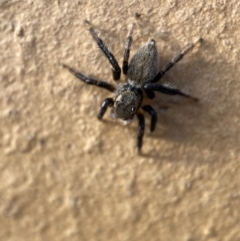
[0,0,240,241]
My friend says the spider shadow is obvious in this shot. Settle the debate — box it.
[136,48,239,161]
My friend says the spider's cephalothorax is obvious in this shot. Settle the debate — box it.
[112,84,143,120]
[63,21,198,152]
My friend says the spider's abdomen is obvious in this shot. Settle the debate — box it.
[127,39,159,86]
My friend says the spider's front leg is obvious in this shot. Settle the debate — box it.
[97,98,114,120]
[136,113,145,152]
[142,105,157,132]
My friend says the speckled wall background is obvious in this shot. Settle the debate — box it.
[0,0,240,240]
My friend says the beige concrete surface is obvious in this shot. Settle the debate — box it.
[0,0,240,240]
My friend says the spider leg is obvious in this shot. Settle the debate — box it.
[151,43,196,83]
[62,64,116,92]
[142,105,157,132]
[145,90,155,99]
[136,113,145,152]
[97,98,114,120]
[122,23,136,75]
[144,83,198,101]
[87,23,121,81]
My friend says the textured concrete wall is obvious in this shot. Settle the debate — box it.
[0,0,240,240]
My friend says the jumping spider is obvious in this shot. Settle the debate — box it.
[63,21,198,152]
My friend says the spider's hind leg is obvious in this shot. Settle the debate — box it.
[152,39,202,83]
[122,22,136,75]
[85,20,121,81]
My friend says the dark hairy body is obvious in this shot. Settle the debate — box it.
[63,21,199,152]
